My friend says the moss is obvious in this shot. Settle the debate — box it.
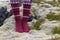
[52,27,60,34]
[46,13,60,21]
[29,19,44,30]
[33,19,44,30]
[32,0,44,3]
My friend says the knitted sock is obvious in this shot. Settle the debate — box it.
[22,0,32,32]
[10,0,23,32]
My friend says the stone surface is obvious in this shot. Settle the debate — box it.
[0,1,60,40]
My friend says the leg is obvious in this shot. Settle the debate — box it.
[10,0,23,32]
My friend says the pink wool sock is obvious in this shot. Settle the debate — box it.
[10,0,32,33]
[11,3,23,32]
[22,17,30,32]
[22,3,31,32]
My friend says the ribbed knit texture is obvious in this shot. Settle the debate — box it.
[22,0,31,32]
[10,0,23,32]
[10,0,32,32]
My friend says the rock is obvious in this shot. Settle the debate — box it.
[40,2,53,8]
[0,2,60,40]
[40,21,60,34]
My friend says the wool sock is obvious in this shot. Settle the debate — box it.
[10,0,23,32]
[22,0,32,32]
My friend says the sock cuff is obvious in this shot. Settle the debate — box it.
[10,0,20,4]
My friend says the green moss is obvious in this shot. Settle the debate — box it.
[52,27,60,34]
[33,19,44,30]
[46,13,60,21]
[29,19,44,30]
[32,0,44,3]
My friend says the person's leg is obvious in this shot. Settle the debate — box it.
[22,0,32,32]
[10,0,23,32]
